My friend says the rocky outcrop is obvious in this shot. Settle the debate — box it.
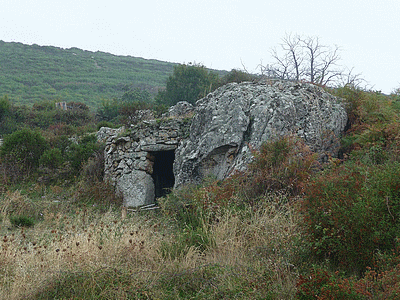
[96,126,125,143]
[100,80,348,207]
[173,80,347,188]
[163,101,194,118]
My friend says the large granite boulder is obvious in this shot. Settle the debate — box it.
[173,80,348,188]
[100,80,348,206]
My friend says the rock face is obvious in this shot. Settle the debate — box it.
[163,101,194,118]
[173,80,348,188]
[100,80,348,207]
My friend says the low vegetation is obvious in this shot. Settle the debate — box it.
[0,41,176,108]
[1,76,400,298]
[0,41,232,109]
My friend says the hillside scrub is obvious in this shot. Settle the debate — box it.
[0,98,95,137]
[294,86,400,297]
[1,84,400,298]
[0,41,177,108]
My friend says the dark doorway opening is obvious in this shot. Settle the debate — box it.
[150,150,175,199]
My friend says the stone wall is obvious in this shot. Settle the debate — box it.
[98,115,191,207]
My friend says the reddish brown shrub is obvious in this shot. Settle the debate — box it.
[296,267,365,300]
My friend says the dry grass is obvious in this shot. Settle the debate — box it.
[0,189,301,299]
[0,207,159,299]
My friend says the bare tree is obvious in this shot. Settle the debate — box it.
[337,67,368,89]
[270,33,304,80]
[267,33,361,87]
[301,36,341,85]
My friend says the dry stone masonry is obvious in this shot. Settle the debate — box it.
[99,80,348,207]
[97,102,193,207]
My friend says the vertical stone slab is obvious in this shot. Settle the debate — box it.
[116,170,155,207]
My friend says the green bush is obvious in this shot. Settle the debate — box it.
[0,127,49,172]
[117,100,154,126]
[333,85,365,127]
[67,134,100,173]
[301,161,400,273]
[159,184,215,258]
[9,215,35,228]
[39,148,63,169]
[96,99,120,123]
[156,63,220,106]
[219,69,255,85]
[335,85,400,156]
[159,184,205,229]
[81,146,105,183]
[159,224,212,259]
[96,120,115,130]
[0,95,11,123]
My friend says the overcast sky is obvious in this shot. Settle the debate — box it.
[1,0,399,93]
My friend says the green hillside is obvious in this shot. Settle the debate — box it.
[0,41,178,107]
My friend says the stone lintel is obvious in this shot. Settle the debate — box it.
[141,144,177,152]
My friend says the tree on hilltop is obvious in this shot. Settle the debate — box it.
[156,63,219,106]
[261,33,365,87]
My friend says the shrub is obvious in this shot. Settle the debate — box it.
[9,215,35,227]
[159,184,204,228]
[156,63,220,106]
[117,100,154,126]
[0,127,49,174]
[81,148,105,183]
[356,264,400,299]
[96,120,115,130]
[335,86,400,157]
[333,85,365,128]
[298,263,400,299]
[241,135,318,202]
[0,95,11,123]
[219,69,255,85]
[39,148,63,169]
[159,184,216,258]
[67,134,100,173]
[96,99,120,123]
[296,267,365,299]
[159,224,212,259]
[301,161,400,273]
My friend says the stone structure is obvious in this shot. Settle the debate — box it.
[100,80,348,207]
[99,107,192,207]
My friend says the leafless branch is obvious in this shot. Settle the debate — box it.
[264,33,364,87]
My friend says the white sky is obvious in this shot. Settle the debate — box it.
[1,0,399,93]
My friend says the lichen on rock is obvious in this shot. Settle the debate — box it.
[173,80,347,188]
[100,80,348,206]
